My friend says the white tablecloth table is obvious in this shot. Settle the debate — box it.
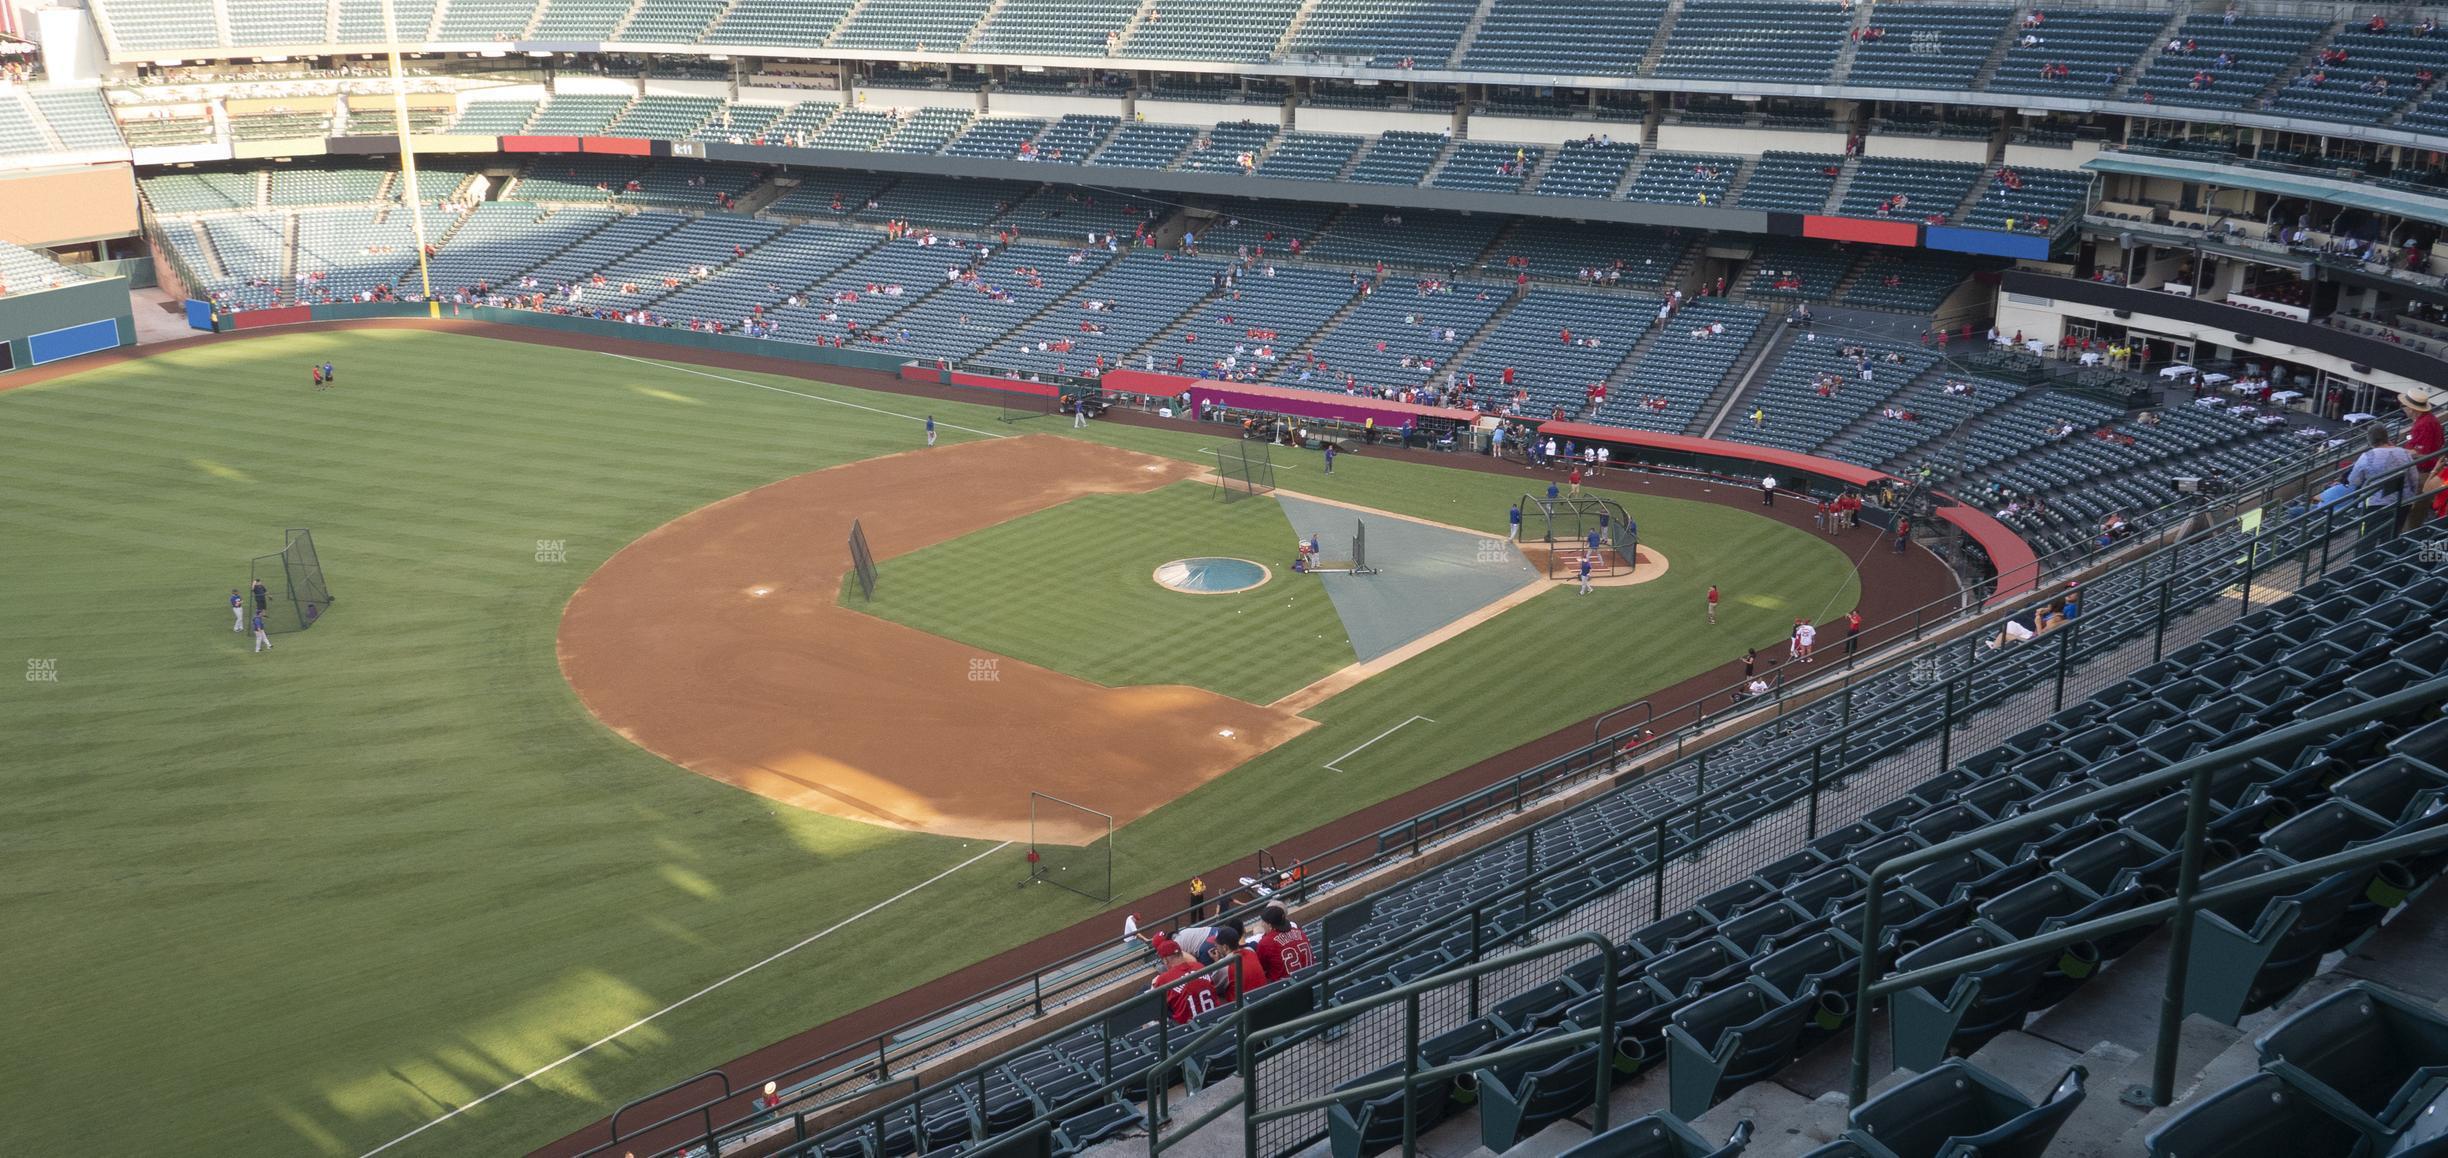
[2079,352,2102,366]
[2160,364,2199,380]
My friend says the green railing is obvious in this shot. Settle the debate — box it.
[1844,677,2448,1107]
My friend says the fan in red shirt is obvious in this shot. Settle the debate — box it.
[1149,935,1221,1024]
[1253,905,1314,984]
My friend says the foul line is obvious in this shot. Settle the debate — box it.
[357,840,1013,1158]
[602,352,1012,439]
[1323,716,1435,771]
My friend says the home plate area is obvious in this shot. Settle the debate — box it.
[1274,493,1544,663]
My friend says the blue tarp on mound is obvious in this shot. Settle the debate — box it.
[1276,494,1542,663]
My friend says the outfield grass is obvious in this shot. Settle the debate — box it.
[0,332,1857,1157]
[854,482,1355,703]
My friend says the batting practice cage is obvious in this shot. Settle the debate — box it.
[251,528,335,633]
[1522,495,1637,579]
[1213,441,1277,502]
[999,384,1059,424]
[848,519,878,601]
[1023,792,1114,902]
[1299,518,1381,576]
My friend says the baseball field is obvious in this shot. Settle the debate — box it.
[0,326,1862,1156]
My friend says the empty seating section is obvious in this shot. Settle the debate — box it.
[1623,153,1741,206]
[228,109,332,141]
[2270,29,2448,126]
[526,95,633,135]
[1027,114,1118,162]
[0,95,53,156]
[1301,209,1502,272]
[1974,404,2301,552]
[810,109,901,149]
[1609,301,1763,430]
[509,155,653,201]
[831,0,994,51]
[1119,0,1304,63]
[945,116,1045,159]
[1346,131,1446,185]
[523,210,685,286]
[1094,122,1195,169]
[531,0,646,39]
[27,90,126,152]
[292,207,421,300]
[1987,11,2166,97]
[434,0,533,39]
[649,224,877,326]
[1463,0,1665,74]
[120,112,217,148]
[1434,141,1540,193]
[546,214,786,315]
[1725,341,1940,454]
[874,243,1115,363]
[1293,283,1503,391]
[764,172,899,218]
[1837,157,1980,220]
[333,0,436,41]
[1255,132,1362,180]
[1141,266,1352,381]
[1738,152,1841,213]
[1003,186,1162,241]
[268,165,387,207]
[1825,372,2017,467]
[1844,257,1970,312]
[1961,166,2087,231]
[1176,121,1280,173]
[91,0,220,50]
[0,241,95,295]
[858,179,1032,229]
[1531,140,1634,198]
[1285,0,1478,68]
[695,103,790,142]
[607,96,723,138]
[702,0,852,45]
[424,203,613,294]
[1743,237,1854,299]
[1462,290,1655,416]
[1847,6,2012,89]
[1485,219,1683,284]
[143,169,261,214]
[1654,0,1847,83]
[200,214,292,299]
[980,253,1219,376]
[882,108,983,154]
[452,99,539,135]
[2128,17,2327,110]
[616,0,727,42]
[970,0,1139,55]
[346,105,453,136]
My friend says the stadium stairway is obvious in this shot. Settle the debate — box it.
[1443,0,1498,69]
[1639,0,1685,75]
[2102,10,2190,102]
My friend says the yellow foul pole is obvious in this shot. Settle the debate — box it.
[380,0,440,317]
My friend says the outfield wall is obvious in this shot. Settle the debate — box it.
[0,276,136,375]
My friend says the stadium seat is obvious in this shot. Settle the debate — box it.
[1846,1061,2086,1158]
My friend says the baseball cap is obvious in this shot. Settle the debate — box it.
[1151,934,1180,958]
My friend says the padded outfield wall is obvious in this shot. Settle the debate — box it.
[0,276,136,376]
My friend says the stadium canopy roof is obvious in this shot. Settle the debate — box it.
[2083,153,2448,230]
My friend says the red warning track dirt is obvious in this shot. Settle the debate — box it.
[556,434,1311,843]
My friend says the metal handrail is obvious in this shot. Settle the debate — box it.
[1146,934,1622,1158]
[1846,672,2448,1106]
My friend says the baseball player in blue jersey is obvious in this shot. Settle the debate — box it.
[925,415,937,447]
[1578,553,1594,595]
[230,588,245,632]
[252,611,273,653]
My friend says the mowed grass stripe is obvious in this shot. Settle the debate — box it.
[1,333,1857,1158]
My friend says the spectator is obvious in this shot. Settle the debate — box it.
[1148,935,1221,1024]
[1253,904,1314,983]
